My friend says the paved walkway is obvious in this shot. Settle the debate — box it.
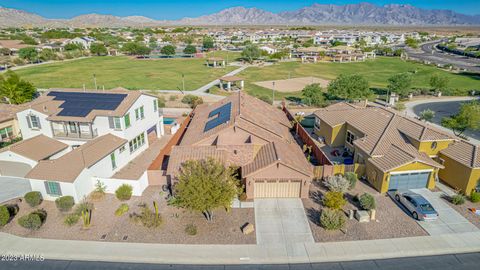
[254,199,314,262]
[411,189,479,235]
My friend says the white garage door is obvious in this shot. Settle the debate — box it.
[254,181,301,198]
[388,171,431,191]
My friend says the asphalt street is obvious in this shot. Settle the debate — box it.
[404,40,480,73]
[1,253,480,270]
[412,99,480,140]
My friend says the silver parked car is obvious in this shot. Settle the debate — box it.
[395,191,439,221]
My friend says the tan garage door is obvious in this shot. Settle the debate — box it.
[254,181,301,198]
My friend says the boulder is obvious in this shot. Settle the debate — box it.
[355,210,370,223]
[241,223,255,235]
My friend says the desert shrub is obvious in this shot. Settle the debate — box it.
[131,205,162,228]
[169,95,178,101]
[115,184,133,201]
[359,193,376,210]
[0,205,9,226]
[344,172,357,190]
[323,175,350,193]
[185,223,197,236]
[320,209,346,230]
[90,180,107,200]
[55,196,75,212]
[322,191,346,210]
[24,191,42,207]
[394,102,406,111]
[18,210,46,230]
[239,192,248,201]
[115,203,130,216]
[470,191,480,203]
[64,214,80,226]
[74,200,94,216]
[181,94,203,108]
[451,194,466,205]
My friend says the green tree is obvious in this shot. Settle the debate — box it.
[174,158,241,221]
[429,74,449,92]
[39,48,56,61]
[90,43,108,56]
[64,43,84,51]
[441,101,480,136]
[387,73,412,97]
[202,36,214,49]
[18,47,38,62]
[405,37,419,49]
[183,44,196,54]
[419,109,435,122]
[302,83,326,107]
[241,44,261,63]
[122,42,151,55]
[161,45,176,56]
[0,71,36,104]
[327,74,372,100]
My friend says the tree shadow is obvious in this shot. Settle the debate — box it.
[306,207,321,226]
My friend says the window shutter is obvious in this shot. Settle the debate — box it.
[108,116,114,129]
[26,116,32,128]
[36,116,42,129]
[44,181,51,194]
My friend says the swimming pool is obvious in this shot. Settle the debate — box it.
[164,117,176,125]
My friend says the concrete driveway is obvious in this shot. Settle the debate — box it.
[254,198,314,262]
[0,176,31,203]
[410,188,479,235]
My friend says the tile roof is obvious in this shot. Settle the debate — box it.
[314,103,449,172]
[22,88,145,123]
[440,140,480,168]
[0,103,25,122]
[0,135,68,161]
[242,142,313,177]
[166,145,227,176]
[26,134,126,182]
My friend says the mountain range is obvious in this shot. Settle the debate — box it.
[1,3,480,27]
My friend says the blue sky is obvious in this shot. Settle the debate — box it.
[1,1,479,19]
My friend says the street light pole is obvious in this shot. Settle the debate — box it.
[182,73,185,92]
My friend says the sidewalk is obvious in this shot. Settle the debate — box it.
[1,231,480,264]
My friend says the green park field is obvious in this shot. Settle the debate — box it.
[238,57,480,99]
[15,56,236,91]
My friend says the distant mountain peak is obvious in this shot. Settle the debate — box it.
[0,3,479,27]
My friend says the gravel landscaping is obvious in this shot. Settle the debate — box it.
[443,196,480,229]
[302,179,427,242]
[0,187,255,244]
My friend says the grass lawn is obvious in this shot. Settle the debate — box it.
[15,56,237,91]
[239,57,480,100]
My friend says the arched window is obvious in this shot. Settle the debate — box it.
[431,141,438,150]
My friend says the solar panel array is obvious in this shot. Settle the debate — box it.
[47,91,128,117]
[204,102,232,132]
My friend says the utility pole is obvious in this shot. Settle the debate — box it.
[272,81,275,105]
[182,73,185,92]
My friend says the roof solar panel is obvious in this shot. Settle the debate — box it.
[204,102,231,132]
[48,91,127,117]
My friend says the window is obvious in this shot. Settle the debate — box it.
[114,117,121,129]
[153,99,158,112]
[124,113,131,128]
[0,126,13,140]
[129,132,146,153]
[140,106,144,119]
[135,106,145,120]
[119,145,126,153]
[314,118,321,130]
[110,153,117,169]
[431,141,438,150]
[45,181,62,196]
[346,130,355,145]
[27,114,41,129]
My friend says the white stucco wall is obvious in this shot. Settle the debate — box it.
[0,151,37,168]
[29,178,78,202]
[95,171,149,197]
[16,109,52,140]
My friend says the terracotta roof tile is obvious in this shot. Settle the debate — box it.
[440,140,480,168]
[0,135,68,161]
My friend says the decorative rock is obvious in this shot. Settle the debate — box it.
[369,209,376,220]
[348,209,354,220]
[355,210,370,223]
[241,223,255,235]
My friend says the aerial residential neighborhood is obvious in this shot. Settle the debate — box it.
[0,1,479,269]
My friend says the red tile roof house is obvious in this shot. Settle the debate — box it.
[167,92,313,199]
[0,88,165,202]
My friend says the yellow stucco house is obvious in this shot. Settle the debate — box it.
[313,103,456,193]
[439,141,480,195]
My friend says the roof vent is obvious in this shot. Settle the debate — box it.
[43,105,47,112]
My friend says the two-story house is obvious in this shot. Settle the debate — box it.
[0,88,164,202]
